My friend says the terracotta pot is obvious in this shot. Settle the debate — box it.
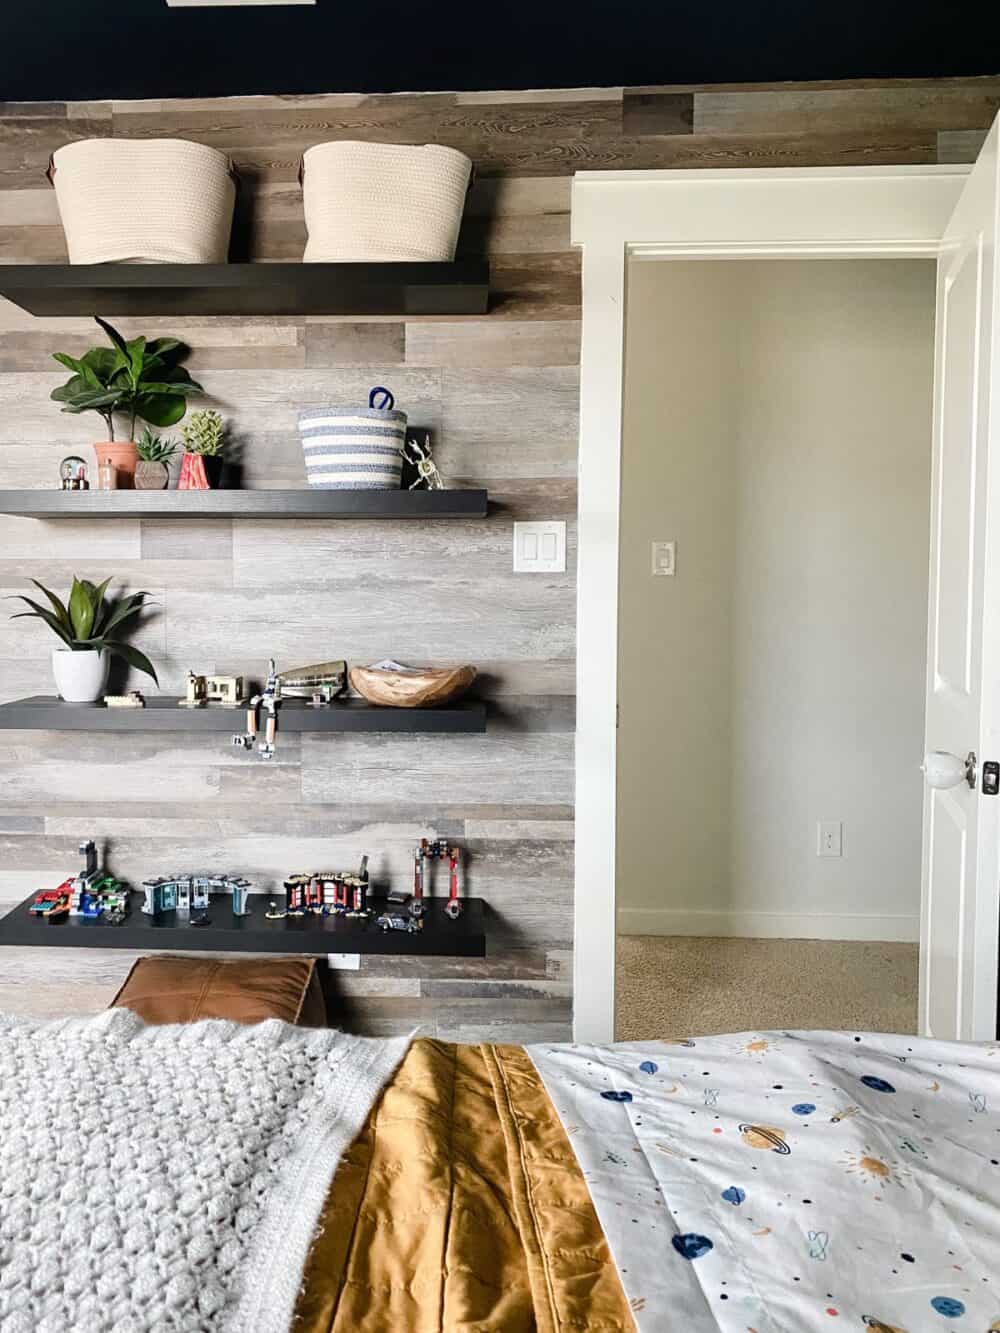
[134,459,169,490]
[94,441,138,489]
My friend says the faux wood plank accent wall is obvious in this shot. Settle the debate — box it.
[1,77,998,1037]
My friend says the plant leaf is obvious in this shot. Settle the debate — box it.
[68,577,97,641]
[134,381,202,396]
[50,375,89,401]
[94,591,151,638]
[145,337,183,360]
[7,598,75,646]
[52,352,85,375]
[161,365,204,392]
[126,335,147,383]
[82,577,113,634]
[56,388,124,410]
[134,394,187,428]
[81,346,120,384]
[101,640,158,685]
[28,579,71,629]
[95,316,130,360]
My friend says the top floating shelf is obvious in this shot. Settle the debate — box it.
[0,261,490,318]
[0,489,488,520]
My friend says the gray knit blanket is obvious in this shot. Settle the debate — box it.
[0,1009,410,1333]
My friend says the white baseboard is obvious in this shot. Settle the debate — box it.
[616,906,919,944]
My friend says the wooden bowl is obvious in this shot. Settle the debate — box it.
[349,663,476,708]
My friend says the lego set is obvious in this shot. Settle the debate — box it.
[281,855,370,917]
[179,673,246,708]
[413,838,463,921]
[25,837,467,932]
[232,658,347,759]
[29,841,128,923]
[141,873,253,919]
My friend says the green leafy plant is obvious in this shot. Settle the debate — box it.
[9,577,158,683]
[51,316,203,441]
[180,408,225,457]
[135,426,177,464]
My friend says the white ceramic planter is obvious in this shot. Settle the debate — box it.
[52,647,109,703]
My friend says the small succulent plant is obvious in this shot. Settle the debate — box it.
[136,427,177,464]
[180,409,225,457]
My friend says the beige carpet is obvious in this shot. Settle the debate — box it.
[616,936,918,1041]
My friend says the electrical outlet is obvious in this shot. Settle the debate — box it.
[326,953,361,970]
[817,820,843,858]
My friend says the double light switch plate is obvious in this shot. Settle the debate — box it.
[513,521,567,573]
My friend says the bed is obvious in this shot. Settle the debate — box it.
[0,961,997,1332]
[298,1029,1000,1332]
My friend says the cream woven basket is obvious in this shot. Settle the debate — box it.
[301,141,472,262]
[50,139,237,264]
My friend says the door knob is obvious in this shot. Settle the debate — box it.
[921,750,977,790]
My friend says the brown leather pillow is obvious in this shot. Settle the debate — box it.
[110,955,327,1027]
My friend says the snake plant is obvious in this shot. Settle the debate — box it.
[9,577,159,683]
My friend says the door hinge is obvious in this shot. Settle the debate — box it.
[616,702,620,729]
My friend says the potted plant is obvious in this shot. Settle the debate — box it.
[134,427,177,490]
[51,316,202,488]
[9,577,158,703]
[178,409,226,489]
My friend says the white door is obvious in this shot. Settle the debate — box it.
[921,113,1000,1042]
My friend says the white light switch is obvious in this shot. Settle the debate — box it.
[514,521,566,573]
[652,540,676,577]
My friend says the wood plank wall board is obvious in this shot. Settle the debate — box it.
[0,78,997,1035]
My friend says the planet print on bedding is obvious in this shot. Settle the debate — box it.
[528,1029,1000,1333]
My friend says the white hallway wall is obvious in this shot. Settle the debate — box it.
[617,258,935,941]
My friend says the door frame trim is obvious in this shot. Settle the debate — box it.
[571,163,969,1043]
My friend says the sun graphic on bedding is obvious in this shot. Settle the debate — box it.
[727,1035,775,1056]
[841,1148,910,1189]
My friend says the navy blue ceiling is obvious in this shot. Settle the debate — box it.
[2,0,998,102]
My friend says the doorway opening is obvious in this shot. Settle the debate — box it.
[615,257,937,1038]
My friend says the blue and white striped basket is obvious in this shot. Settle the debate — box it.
[299,386,405,490]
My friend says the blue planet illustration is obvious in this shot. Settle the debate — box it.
[860,1076,896,1094]
[930,1296,965,1317]
[791,1103,816,1115]
[672,1233,714,1261]
[639,1060,659,1075]
[721,1186,746,1205]
[601,1090,634,1103]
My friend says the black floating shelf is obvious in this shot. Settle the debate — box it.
[0,892,486,958]
[0,488,489,520]
[0,696,487,735]
[0,261,490,317]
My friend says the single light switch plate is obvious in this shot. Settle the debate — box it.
[326,953,361,970]
[514,521,566,573]
[652,540,676,577]
[817,820,843,858]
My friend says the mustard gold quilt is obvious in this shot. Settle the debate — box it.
[294,1038,636,1332]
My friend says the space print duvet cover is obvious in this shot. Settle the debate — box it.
[529,1030,1000,1333]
